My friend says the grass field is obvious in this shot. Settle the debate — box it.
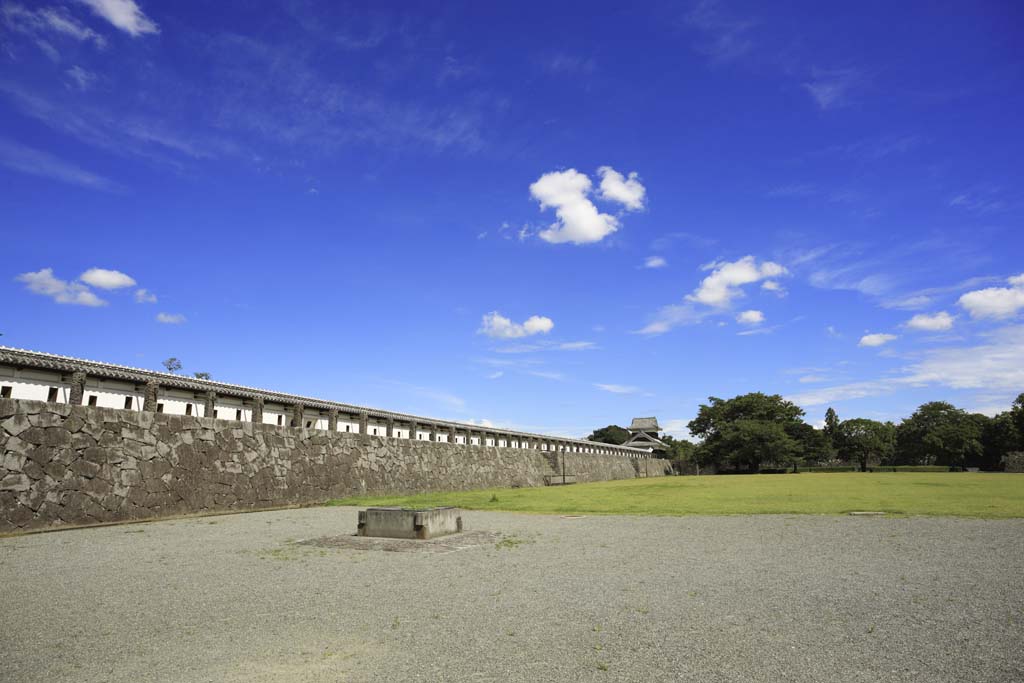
[330,472,1024,519]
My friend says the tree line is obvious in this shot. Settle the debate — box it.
[586,392,1024,473]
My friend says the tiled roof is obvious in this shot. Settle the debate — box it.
[0,346,646,452]
[628,417,660,432]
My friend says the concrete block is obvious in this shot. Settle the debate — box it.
[357,506,463,540]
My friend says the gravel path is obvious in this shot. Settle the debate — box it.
[1,507,1022,682]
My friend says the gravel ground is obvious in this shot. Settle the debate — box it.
[1,507,1022,683]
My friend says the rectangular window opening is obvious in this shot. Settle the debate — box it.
[306,420,312,428]
[277,415,283,426]
[47,387,59,403]
[88,395,98,407]
[346,425,350,432]
[1,386,12,398]
[124,396,133,410]
[213,409,219,418]
[185,404,193,416]
[372,428,377,435]
[156,403,164,413]
[236,409,242,421]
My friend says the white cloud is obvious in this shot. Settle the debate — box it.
[788,325,1024,407]
[15,268,106,306]
[486,371,504,380]
[661,418,694,440]
[76,0,158,36]
[636,303,707,335]
[858,333,897,347]
[1,4,106,48]
[557,341,596,351]
[882,295,932,310]
[958,274,1024,319]
[949,191,1004,215]
[905,311,954,332]
[531,169,618,244]
[528,370,565,381]
[79,267,136,289]
[134,288,157,303]
[156,312,185,324]
[688,255,787,308]
[736,309,764,325]
[65,65,97,91]
[594,383,640,394]
[643,256,667,269]
[597,166,646,210]
[684,0,754,64]
[826,325,841,338]
[802,68,862,110]
[479,311,554,339]
[0,138,121,192]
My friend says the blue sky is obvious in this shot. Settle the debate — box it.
[2,0,1022,437]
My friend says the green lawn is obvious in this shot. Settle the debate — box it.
[329,472,1024,519]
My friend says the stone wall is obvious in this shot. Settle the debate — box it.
[0,399,669,533]
[1004,452,1024,474]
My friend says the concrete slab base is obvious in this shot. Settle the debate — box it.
[357,506,463,540]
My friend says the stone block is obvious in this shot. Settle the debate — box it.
[28,412,65,429]
[2,413,31,437]
[1,473,31,492]
[357,506,463,540]
[70,459,101,479]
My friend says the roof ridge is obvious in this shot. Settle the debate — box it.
[0,346,649,451]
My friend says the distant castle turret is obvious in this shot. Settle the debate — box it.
[623,417,669,453]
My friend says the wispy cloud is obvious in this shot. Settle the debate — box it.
[156,312,186,324]
[0,137,122,191]
[542,52,596,76]
[684,0,755,64]
[493,340,596,354]
[643,255,667,269]
[825,134,923,161]
[802,67,864,110]
[1,3,107,50]
[594,383,640,395]
[134,288,157,303]
[948,188,1005,215]
[650,232,717,251]
[527,370,565,381]
[787,325,1024,408]
[639,255,786,334]
[64,65,97,91]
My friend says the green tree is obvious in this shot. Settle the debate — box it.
[688,393,808,472]
[715,420,801,472]
[661,435,699,473]
[895,401,983,468]
[980,412,1021,471]
[823,407,840,448]
[1010,393,1024,441]
[585,425,630,445]
[835,418,895,471]
[161,357,182,374]
[193,371,211,380]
